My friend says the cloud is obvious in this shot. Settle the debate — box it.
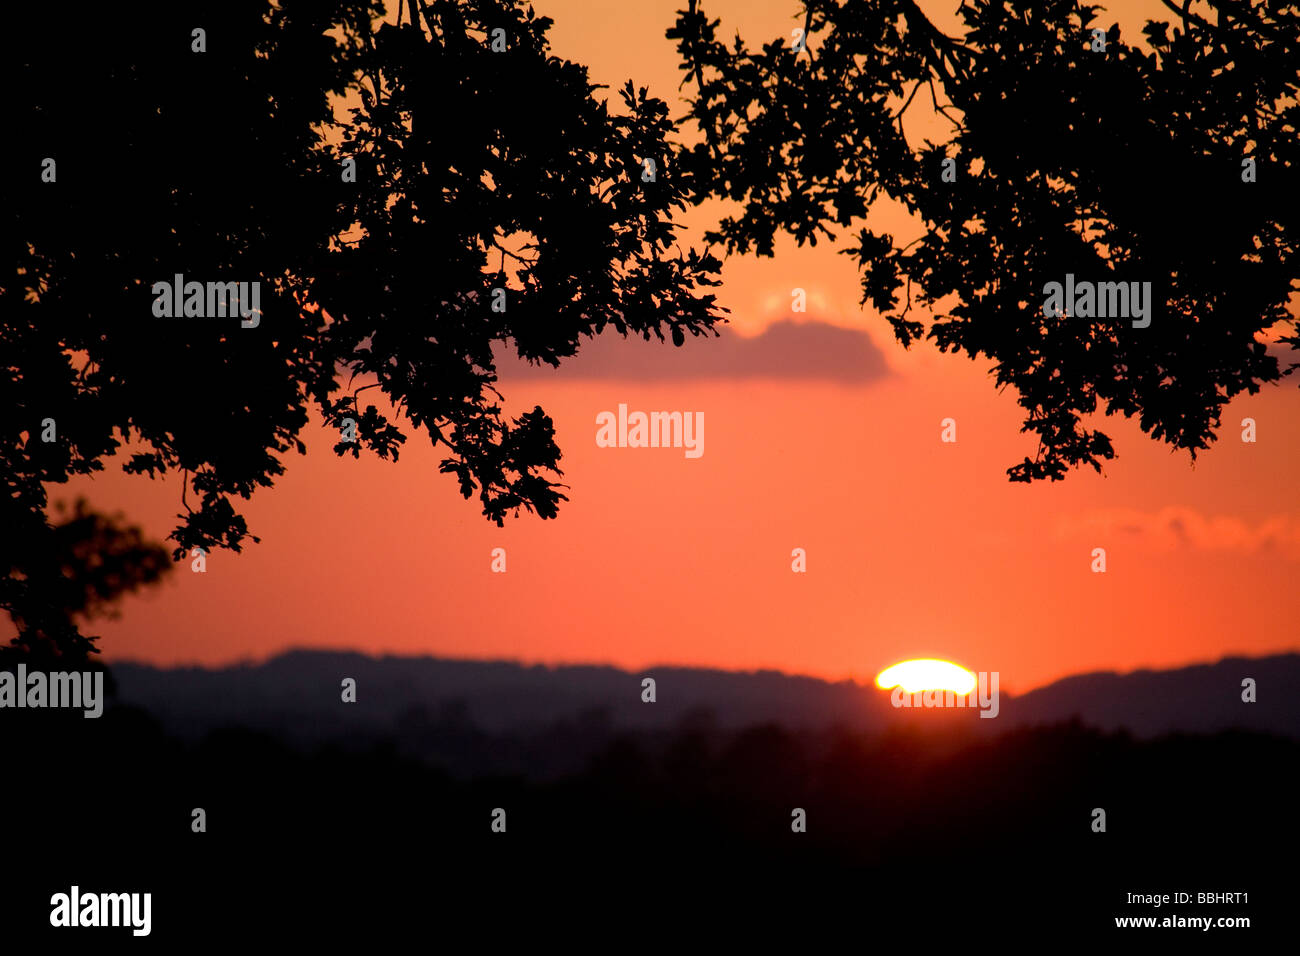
[496,319,892,384]
[1058,507,1300,559]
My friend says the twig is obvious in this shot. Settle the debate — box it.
[927,77,964,131]
[895,78,926,131]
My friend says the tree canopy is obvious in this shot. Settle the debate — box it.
[1,0,724,660]
[670,0,1299,480]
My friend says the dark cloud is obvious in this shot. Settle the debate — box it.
[497,319,892,383]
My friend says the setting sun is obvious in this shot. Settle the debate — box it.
[875,659,977,695]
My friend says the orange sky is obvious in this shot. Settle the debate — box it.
[54,0,1300,692]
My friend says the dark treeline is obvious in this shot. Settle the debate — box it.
[4,706,1288,941]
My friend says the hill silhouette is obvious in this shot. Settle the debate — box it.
[104,650,1300,778]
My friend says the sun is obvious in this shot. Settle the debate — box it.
[875,659,976,695]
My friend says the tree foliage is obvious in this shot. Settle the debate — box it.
[0,501,171,665]
[1,0,724,659]
[671,0,1299,480]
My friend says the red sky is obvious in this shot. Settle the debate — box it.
[57,0,1300,693]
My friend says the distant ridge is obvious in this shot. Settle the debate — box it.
[109,649,1300,744]
[1008,655,1298,737]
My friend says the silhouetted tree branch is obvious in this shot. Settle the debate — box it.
[672,0,1298,481]
[1,0,725,659]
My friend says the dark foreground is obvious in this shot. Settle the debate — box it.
[2,705,1288,945]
